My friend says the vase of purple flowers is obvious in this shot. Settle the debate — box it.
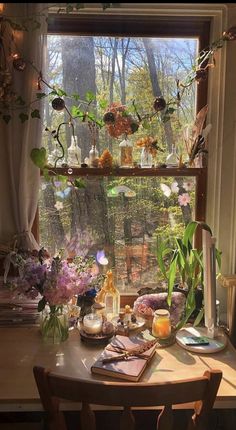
[40,304,69,343]
[7,249,103,343]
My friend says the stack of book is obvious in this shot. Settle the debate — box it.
[0,282,39,327]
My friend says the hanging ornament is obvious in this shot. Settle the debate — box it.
[222,27,236,41]
[103,111,115,124]
[51,97,65,111]
[13,57,26,71]
[130,121,139,133]
[153,96,166,112]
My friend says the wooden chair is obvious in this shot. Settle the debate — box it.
[33,366,222,430]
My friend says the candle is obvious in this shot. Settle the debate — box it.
[83,313,103,335]
[152,309,171,339]
[202,230,217,338]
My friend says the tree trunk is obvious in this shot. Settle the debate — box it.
[143,38,174,152]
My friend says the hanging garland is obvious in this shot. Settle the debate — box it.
[0,4,236,173]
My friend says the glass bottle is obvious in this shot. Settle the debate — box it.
[140,147,153,168]
[119,138,133,168]
[89,144,99,167]
[152,309,171,339]
[166,144,178,167]
[67,136,81,167]
[96,270,120,320]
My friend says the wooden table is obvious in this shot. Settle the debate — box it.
[1,326,236,412]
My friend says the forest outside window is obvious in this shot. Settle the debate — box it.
[38,15,209,294]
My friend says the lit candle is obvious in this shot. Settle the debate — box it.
[152,309,171,339]
[83,313,103,335]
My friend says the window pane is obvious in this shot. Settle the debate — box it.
[43,35,198,165]
[39,176,196,293]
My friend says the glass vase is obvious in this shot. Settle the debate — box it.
[140,147,153,168]
[40,305,69,344]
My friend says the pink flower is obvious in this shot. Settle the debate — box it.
[178,193,190,206]
[183,181,193,191]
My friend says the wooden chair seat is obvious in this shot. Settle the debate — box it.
[33,366,222,430]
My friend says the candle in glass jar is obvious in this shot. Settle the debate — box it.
[152,309,171,339]
[83,313,103,334]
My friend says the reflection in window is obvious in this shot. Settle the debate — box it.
[39,176,196,293]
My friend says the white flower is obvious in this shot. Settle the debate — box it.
[171,181,179,193]
[54,201,64,211]
[160,183,171,197]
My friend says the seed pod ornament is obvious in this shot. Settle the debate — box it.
[13,57,26,71]
[153,96,166,112]
[103,111,115,124]
[52,97,65,111]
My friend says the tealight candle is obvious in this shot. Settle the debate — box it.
[83,313,103,335]
[152,309,171,339]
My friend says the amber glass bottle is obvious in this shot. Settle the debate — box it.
[96,270,120,320]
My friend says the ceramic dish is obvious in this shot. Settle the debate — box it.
[111,315,146,331]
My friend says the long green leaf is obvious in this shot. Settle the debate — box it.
[167,256,177,306]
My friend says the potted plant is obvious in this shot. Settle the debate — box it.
[156,221,221,329]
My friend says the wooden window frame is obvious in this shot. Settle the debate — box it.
[32,13,210,302]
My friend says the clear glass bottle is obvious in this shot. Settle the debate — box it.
[119,138,133,167]
[166,144,178,167]
[97,270,120,320]
[67,136,81,167]
[152,309,171,339]
[140,147,153,168]
[89,144,99,167]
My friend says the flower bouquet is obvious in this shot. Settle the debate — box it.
[6,248,103,343]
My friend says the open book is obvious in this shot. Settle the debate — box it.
[91,335,157,382]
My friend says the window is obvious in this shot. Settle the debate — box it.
[36,14,210,294]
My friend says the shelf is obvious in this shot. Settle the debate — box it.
[45,166,207,177]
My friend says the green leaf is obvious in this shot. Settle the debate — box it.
[71,106,83,117]
[37,297,46,312]
[193,307,204,327]
[57,88,67,97]
[30,147,47,169]
[36,93,47,99]
[99,99,108,109]
[167,257,177,306]
[19,113,29,123]
[2,114,11,124]
[15,96,26,106]
[31,109,41,119]
[183,221,198,247]
[74,178,86,189]
[72,93,80,101]
[85,90,96,103]
[43,168,50,181]
[165,107,175,114]
[57,175,68,183]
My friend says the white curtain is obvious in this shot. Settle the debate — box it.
[0,3,47,250]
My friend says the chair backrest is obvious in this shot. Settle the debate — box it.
[33,366,222,430]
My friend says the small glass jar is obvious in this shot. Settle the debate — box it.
[67,136,81,167]
[140,147,153,168]
[152,309,171,339]
[119,138,133,167]
[166,144,178,167]
[89,145,99,167]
